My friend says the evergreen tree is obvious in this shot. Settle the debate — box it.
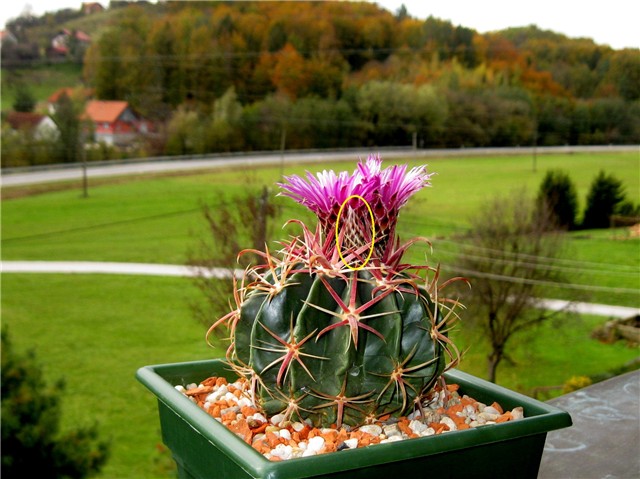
[51,93,81,163]
[581,170,627,229]
[537,169,579,230]
[1,328,109,478]
[13,84,36,112]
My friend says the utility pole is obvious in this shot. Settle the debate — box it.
[257,186,269,250]
[280,126,286,178]
[81,143,88,198]
[532,109,538,173]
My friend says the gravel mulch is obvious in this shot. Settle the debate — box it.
[176,375,524,461]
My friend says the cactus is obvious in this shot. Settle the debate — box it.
[208,155,463,428]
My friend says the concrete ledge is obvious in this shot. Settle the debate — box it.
[539,369,640,478]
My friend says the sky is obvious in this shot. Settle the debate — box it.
[1,0,638,49]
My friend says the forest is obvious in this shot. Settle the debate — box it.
[2,1,639,163]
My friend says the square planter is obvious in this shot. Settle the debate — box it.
[137,359,572,479]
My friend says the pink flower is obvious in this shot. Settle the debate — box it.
[278,155,433,260]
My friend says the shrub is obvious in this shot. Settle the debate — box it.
[12,84,36,113]
[581,170,627,229]
[537,169,579,230]
[562,375,593,394]
[1,328,109,478]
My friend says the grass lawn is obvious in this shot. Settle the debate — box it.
[1,273,222,479]
[2,273,637,479]
[2,151,638,477]
[452,313,639,396]
[1,63,84,112]
[3,151,639,305]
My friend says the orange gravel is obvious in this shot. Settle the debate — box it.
[177,376,524,461]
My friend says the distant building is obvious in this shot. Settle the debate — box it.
[49,29,91,57]
[0,30,18,47]
[82,2,105,15]
[82,100,152,146]
[47,87,94,114]
[5,111,59,140]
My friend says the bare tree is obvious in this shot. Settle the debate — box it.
[452,190,568,383]
[187,185,281,331]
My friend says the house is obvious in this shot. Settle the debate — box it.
[82,100,151,146]
[82,2,105,15]
[49,29,91,56]
[5,111,59,140]
[0,30,18,47]
[47,87,94,114]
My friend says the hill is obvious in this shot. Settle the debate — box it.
[2,1,638,166]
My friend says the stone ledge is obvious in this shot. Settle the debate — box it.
[539,369,639,478]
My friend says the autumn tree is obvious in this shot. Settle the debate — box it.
[453,191,567,383]
[271,43,310,99]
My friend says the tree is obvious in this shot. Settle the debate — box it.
[607,49,640,101]
[355,80,447,146]
[187,186,282,329]
[165,106,202,155]
[12,83,36,112]
[271,43,310,99]
[453,191,567,382]
[537,169,579,230]
[51,92,82,163]
[1,328,109,478]
[203,87,244,152]
[581,170,627,229]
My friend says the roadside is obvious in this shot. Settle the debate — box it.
[3,260,638,319]
[3,145,637,187]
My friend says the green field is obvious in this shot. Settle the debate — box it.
[2,273,637,479]
[4,151,639,304]
[2,273,216,479]
[2,151,639,478]
[1,63,84,112]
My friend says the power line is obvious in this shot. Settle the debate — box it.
[1,206,204,243]
[447,265,639,295]
[433,249,640,278]
[392,228,639,274]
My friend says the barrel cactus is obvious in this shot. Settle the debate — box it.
[208,155,463,428]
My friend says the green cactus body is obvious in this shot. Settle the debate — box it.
[211,156,461,428]
[233,268,445,427]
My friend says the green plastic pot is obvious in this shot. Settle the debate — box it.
[136,359,572,479]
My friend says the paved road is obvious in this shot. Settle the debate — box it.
[3,261,638,319]
[3,145,638,187]
[1,260,243,279]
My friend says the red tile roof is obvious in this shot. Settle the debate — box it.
[76,31,91,42]
[84,100,129,123]
[6,111,47,130]
[48,87,94,103]
[48,88,75,103]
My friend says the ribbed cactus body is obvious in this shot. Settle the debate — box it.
[232,268,446,427]
[211,156,461,429]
